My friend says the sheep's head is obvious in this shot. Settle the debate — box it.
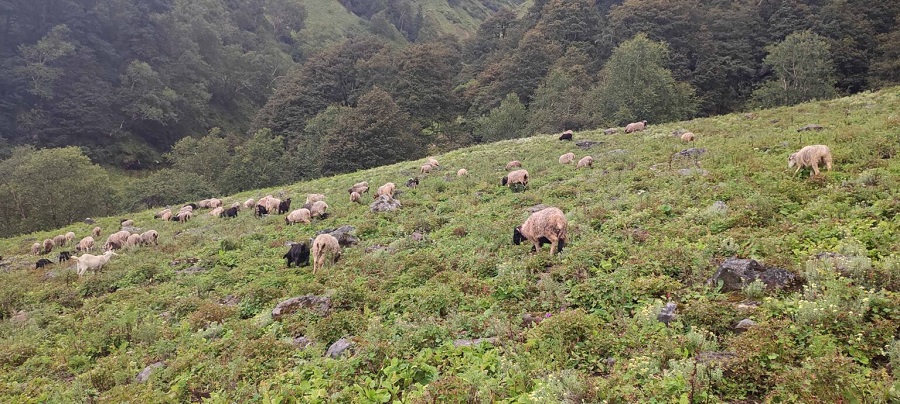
[788,153,798,168]
[512,226,525,245]
[501,176,509,186]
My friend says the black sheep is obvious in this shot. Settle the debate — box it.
[221,206,239,218]
[57,251,72,263]
[35,258,53,269]
[278,198,292,214]
[256,205,268,217]
[405,177,419,188]
[558,130,573,141]
[185,203,198,210]
[283,242,310,268]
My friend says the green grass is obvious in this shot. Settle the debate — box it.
[2,88,900,402]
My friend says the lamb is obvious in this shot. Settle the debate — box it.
[788,145,833,177]
[43,238,54,254]
[35,258,53,269]
[278,198,292,214]
[576,156,594,169]
[140,230,159,246]
[625,120,648,133]
[502,169,529,189]
[311,233,341,274]
[176,210,193,223]
[505,160,522,171]
[427,157,440,167]
[513,207,568,256]
[376,182,397,199]
[310,201,329,219]
[77,236,94,252]
[559,153,575,164]
[348,182,369,195]
[65,232,75,245]
[406,177,419,188]
[125,233,142,248]
[305,194,325,204]
[53,234,66,248]
[120,219,134,227]
[457,169,468,177]
[31,242,41,255]
[221,206,239,218]
[559,130,573,141]
[285,208,312,225]
[350,191,362,204]
[680,132,695,142]
[209,207,224,217]
[284,241,311,268]
[74,251,117,277]
[243,198,256,209]
[92,226,101,237]
[161,211,173,221]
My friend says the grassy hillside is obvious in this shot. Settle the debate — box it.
[2,88,900,402]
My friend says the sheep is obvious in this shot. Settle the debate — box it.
[285,208,312,225]
[502,169,529,189]
[625,120,648,133]
[209,207,224,217]
[311,233,341,274]
[120,219,134,227]
[505,160,522,171]
[305,194,324,204]
[104,230,130,251]
[208,198,223,208]
[176,210,193,223]
[31,242,41,255]
[184,203,198,210]
[255,205,268,217]
[74,251,117,277]
[406,177,419,188]
[161,211,173,221]
[420,164,433,174]
[577,156,594,169]
[376,182,397,199]
[243,198,256,209]
[278,198,292,214]
[77,236,94,252]
[43,238,54,254]
[513,207,568,256]
[427,157,440,167]
[310,201,329,219]
[198,199,211,208]
[140,230,159,246]
[457,169,468,177]
[257,195,273,209]
[266,197,282,214]
[681,132,695,142]
[57,251,72,263]
[125,233,142,248]
[230,202,241,209]
[559,130,573,141]
[35,258,53,269]
[350,191,362,204]
[559,153,575,164]
[65,232,75,245]
[789,145,833,177]
[92,226,101,237]
[221,206,239,218]
[53,234,66,248]
[284,241,311,268]
[348,182,369,195]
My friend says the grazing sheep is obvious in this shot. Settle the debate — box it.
[120,219,134,227]
[278,198,292,214]
[125,234,142,248]
[789,145,833,177]
[43,238,54,254]
[285,208,312,225]
[284,242,311,268]
[92,226,101,237]
[420,164,433,174]
[625,120,648,133]
[35,258,53,269]
[155,208,171,218]
[350,191,362,204]
[230,202,241,209]
[57,251,72,263]
[65,232,75,245]
[406,177,419,188]
[184,203,198,210]
[305,194,325,205]
[161,211,173,221]
[559,153,575,164]
[176,210,193,223]
[221,206,239,218]
[681,132,695,142]
[31,242,41,255]
[255,205,268,217]
[559,130,573,141]
[502,169,529,189]
[53,234,66,248]
[257,195,273,209]
[74,251,117,277]
[310,201,329,219]
[77,236,94,253]
[505,160,522,171]
[576,156,594,169]
[140,230,159,246]
[208,198,223,208]
[457,168,468,177]
[197,199,211,209]
[513,207,568,256]
[209,207,224,217]
[376,182,397,199]
[348,182,369,195]
[266,198,282,214]
[104,230,130,251]
[311,234,341,274]
[243,198,256,209]
[427,157,440,167]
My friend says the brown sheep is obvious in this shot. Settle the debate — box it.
[77,236,95,252]
[505,160,522,171]
[243,198,256,209]
[125,233,142,248]
[558,130,573,141]
[209,207,225,217]
[576,156,594,169]
[513,207,568,256]
[350,191,362,204]
[43,238,54,254]
[286,208,312,225]
[789,145,833,177]
[306,194,325,204]
[92,226,101,238]
[681,132,695,142]
[65,232,75,245]
[559,153,575,164]
[208,198,223,208]
[120,219,134,227]
[420,164,433,174]
[502,169,529,189]
[53,234,66,248]
[625,120,648,133]
[310,201,329,218]
[312,233,341,274]
[457,168,468,177]
[376,182,397,199]
[31,242,41,255]
[348,182,369,195]
[140,230,159,246]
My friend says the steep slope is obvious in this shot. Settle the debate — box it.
[1,89,899,401]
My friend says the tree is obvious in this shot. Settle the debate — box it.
[476,93,527,142]
[122,169,216,211]
[166,131,232,192]
[118,61,179,126]
[751,31,838,108]
[870,17,900,87]
[220,129,292,194]
[16,25,75,100]
[585,34,697,126]
[526,67,588,135]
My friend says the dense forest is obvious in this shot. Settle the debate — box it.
[0,0,899,236]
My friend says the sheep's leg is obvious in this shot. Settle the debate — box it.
[549,240,558,255]
[531,241,541,254]
[811,165,820,176]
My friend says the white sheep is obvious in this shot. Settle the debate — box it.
[427,157,440,167]
[559,153,575,164]
[285,208,312,225]
[92,226,101,237]
[312,233,341,274]
[120,219,134,227]
[74,251,117,277]
[513,207,568,256]
[348,182,369,195]
[198,199,211,208]
[31,242,41,255]
[350,192,362,204]
[577,156,594,169]
[266,197,282,214]
[43,238,54,254]
[104,230,130,251]
[376,182,397,199]
[310,201,329,218]
[154,208,170,219]
[177,210,193,223]
[209,207,224,217]
[161,211,173,221]
[243,198,256,209]
[420,164,433,174]
[789,145,833,177]
[208,198,223,208]
[53,234,66,247]
[457,168,468,177]
[502,169,529,189]
[125,233,142,248]
[625,120,647,133]
[505,160,522,171]
[65,232,75,245]
[140,230,159,246]
[77,236,94,252]
[306,194,326,204]
[681,132,695,142]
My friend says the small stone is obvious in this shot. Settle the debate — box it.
[292,336,313,349]
[735,319,757,332]
[603,128,618,135]
[272,295,332,320]
[326,338,354,358]
[370,195,402,213]
[84,218,95,224]
[410,231,425,242]
[135,362,164,383]
[657,302,677,327]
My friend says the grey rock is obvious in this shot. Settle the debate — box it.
[735,319,757,332]
[272,295,332,320]
[220,295,240,307]
[175,266,207,275]
[316,225,359,247]
[657,302,677,327]
[370,194,402,213]
[758,267,797,290]
[576,140,602,150]
[527,204,550,213]
[453,338,498,348]
[797,124,824,132]
[365,244,392,254]
[84,218,95,224]
[135,362,164,383]
[603,128,618,135]
[326,338,354,358]
[675,148,707,159]
[410,231,425,242]
[710,201,728,214]
[708,258,798,292]
[292,336,313,349]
